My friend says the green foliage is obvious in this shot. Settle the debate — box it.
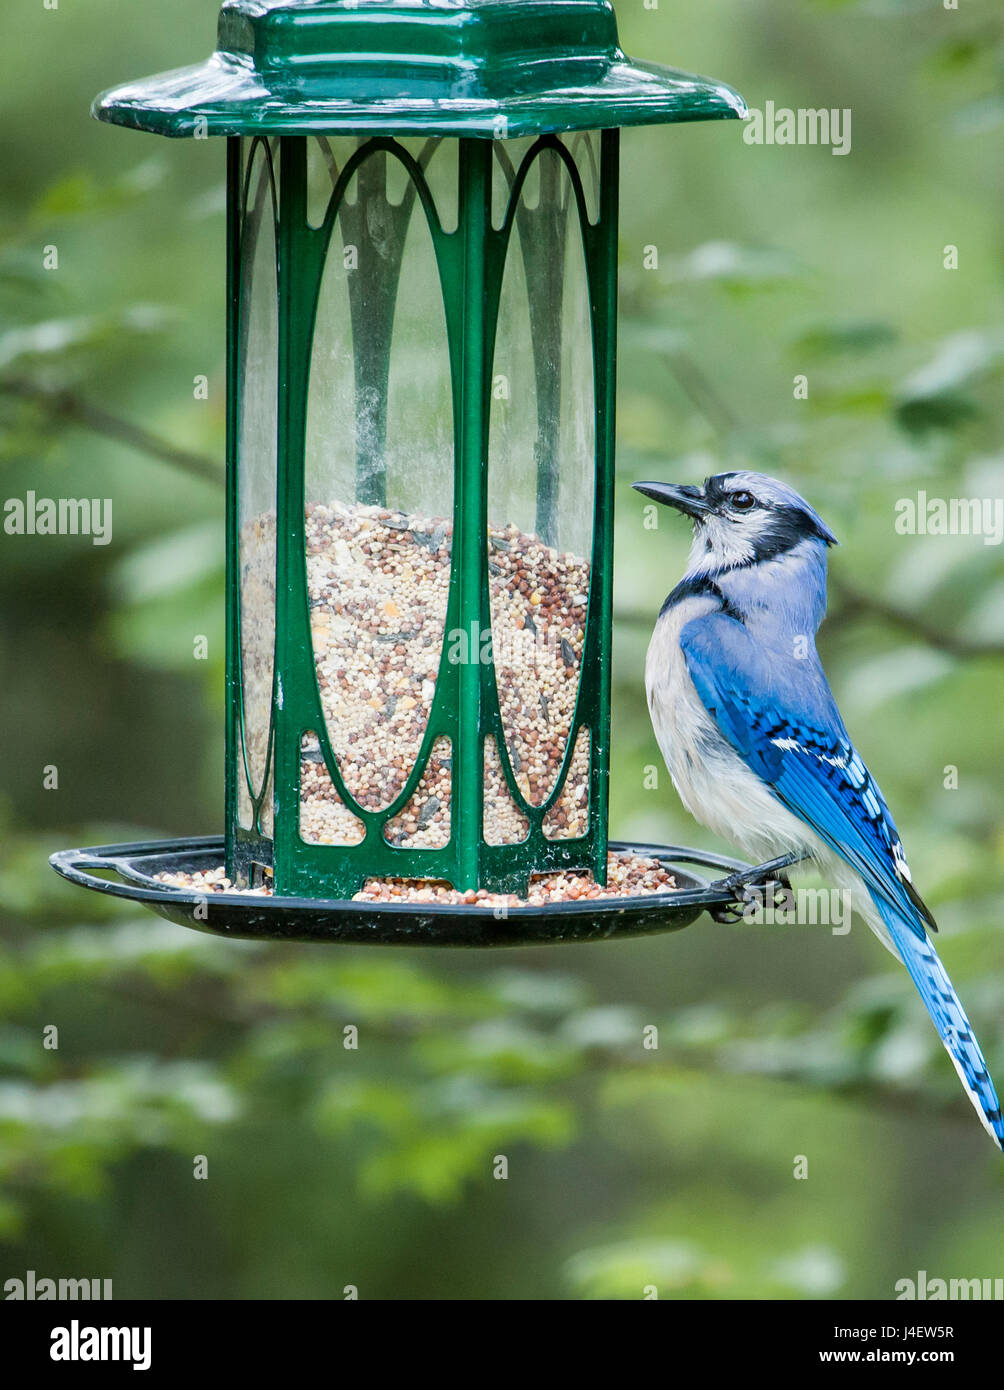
[0,0,1002,1299]
[565,1237,846,1299]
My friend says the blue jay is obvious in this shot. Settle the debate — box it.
[634,470,1003,1149]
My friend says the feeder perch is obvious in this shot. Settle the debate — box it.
[51,0,755,944]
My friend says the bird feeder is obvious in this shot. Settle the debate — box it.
[52,0,753,945]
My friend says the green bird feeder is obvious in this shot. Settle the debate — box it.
[52,0,754,945]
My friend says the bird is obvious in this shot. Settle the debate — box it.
[633,470,1003,1150]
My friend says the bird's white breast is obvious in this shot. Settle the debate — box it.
[645,597,820,863]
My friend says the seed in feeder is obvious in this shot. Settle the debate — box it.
[247,499,591,845]
[411,523,447,551]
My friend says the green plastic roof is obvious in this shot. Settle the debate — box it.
[92,0,746,139]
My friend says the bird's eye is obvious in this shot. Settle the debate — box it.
[730,490,756,511]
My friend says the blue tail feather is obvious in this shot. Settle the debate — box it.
[875,896,1004,1149]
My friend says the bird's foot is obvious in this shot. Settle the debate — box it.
[711,883,787,924]
[708,853,807,924]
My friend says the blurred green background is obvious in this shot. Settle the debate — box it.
[1,0,1002,1299]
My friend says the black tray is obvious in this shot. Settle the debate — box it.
[50,835,752,947]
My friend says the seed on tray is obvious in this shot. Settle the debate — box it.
[154,850,678,908]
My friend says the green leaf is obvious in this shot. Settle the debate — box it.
[33,160,168,220]
[790,321,897,359]
[895,330,1004,433]
[565,1239,731,1299]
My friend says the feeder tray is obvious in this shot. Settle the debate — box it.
[50,838,755,947]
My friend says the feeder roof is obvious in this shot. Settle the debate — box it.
[92,0,746,139]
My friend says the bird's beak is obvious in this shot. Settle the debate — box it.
[631,481,713,519]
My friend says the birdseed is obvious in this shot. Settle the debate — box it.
[240,500,592,851]
[153,850,678,909]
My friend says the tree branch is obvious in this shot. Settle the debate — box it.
[827,574,1004,658]
[663,348,740,439]
[2,377,223,487]
[614,584,1004,660]
[9,377,999,661]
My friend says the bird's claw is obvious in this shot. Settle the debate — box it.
[707,854,806,924]
[710,880,787,924]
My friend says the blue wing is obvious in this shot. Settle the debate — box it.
[680,612,928,931]
[680,611,1004,1148]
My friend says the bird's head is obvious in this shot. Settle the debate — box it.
[632,471,838,575]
